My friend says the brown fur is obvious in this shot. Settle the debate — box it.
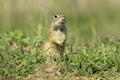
[43,14,67,59]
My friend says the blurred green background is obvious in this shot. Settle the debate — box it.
[0,0,120,44]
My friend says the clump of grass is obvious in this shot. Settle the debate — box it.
[0,31,46,79]
[59,38,120,79]
[56,32,120,79]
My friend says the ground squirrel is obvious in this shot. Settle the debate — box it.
[43,14,67,59]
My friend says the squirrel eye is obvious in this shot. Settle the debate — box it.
[54,15,58,18]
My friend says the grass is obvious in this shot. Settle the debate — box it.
[0,32,45,79]
[0,31,120,80]
[0,1,120,79]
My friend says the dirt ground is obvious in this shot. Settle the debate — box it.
[23,61,109,80]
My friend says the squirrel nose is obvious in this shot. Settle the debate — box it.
[61,18,65,22]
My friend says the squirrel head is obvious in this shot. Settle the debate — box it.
[50,14,66,28]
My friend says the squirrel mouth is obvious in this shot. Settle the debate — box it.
[60,21,65,24]
[60,18,65,24]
